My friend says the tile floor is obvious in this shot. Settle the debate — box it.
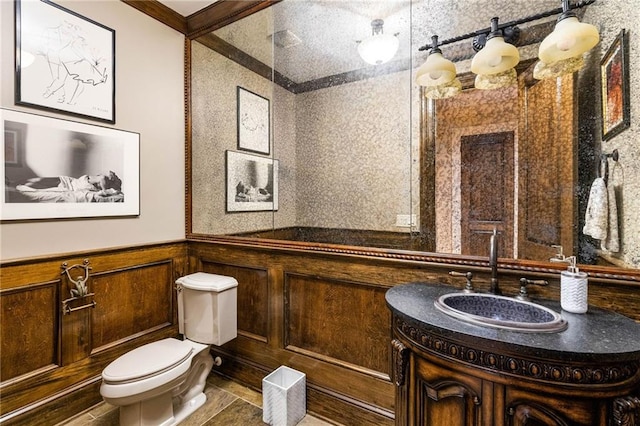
[58,373,335,426]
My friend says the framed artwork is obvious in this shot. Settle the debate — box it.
[15,0,116,123]
[601,29,630,141]
[226,150,278,212]
[237,86,270,154]
[1,109,139,221]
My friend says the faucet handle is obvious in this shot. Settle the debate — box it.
[449,271,474,293]
[550,245,565,262]
[516,278,548,301]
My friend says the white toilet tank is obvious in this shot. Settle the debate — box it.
[176,272,238,346]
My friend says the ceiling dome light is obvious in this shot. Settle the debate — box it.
[358,19,399,65]
[538,1,599,64]
[416,35,457,87]
[471,17,520,76]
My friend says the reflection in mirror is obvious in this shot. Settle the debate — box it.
[189,0,639,272]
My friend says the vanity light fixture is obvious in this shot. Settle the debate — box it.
[538,0,600,65]
[416,35,462,99]
[470,17,520,77]
[415,0,599,92]
[357,19,399,65]
[416,35,457,87]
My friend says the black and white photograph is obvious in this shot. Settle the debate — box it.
[237,86,270,154]
[226,150,278,212]
[1,109,139,221]
[15,0,116,123]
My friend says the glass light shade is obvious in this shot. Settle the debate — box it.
[416,52,456,87]
[471,36,520,75]
[533,55,584,80]
[358,33,399,65]
[538,16,599,64]
[20,50,35,68]
[474,68,517,90]
[424,78,462,100]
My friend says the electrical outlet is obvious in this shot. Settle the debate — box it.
[396,214,417,227]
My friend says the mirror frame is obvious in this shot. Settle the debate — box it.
[173,0,639,283]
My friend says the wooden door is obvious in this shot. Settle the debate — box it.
[460,132,514,258]
[517,67,576,260]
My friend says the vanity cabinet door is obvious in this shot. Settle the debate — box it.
[504,387,604,426]
[413,356,484,426]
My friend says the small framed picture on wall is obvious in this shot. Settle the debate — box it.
[600,29,630,141]
[15,0,116,123]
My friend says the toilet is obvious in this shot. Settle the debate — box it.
[100,272,238,426]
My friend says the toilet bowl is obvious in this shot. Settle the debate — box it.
[100,273,238,426]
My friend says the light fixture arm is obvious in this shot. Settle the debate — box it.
[417,0,595,52]
[429,35,442,54]
[371,19,384,36]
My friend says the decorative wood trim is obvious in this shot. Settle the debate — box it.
[392,339,409,387]
[121,0,187,33]
[613,395,640,426]
[186,1,281,39]
[185,37,193,238]
[506,401,571,425]
[187,234,640,284]
[394,315,640,387]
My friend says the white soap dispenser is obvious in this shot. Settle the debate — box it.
[560,256,588,313]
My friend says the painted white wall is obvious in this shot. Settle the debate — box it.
[0,0,185,260]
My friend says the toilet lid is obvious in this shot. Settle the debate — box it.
[102,338,193,383]
[176,272,238,292]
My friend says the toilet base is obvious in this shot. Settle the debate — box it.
[118,389,207,426]
[173,392,206,424]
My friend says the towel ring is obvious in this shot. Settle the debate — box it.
[599,149,619,184]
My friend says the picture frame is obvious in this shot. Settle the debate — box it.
[601,29,630,141]
[15,0,116,124]
[226,150,278,212]
[1,109,139,221]
[237,86,270,154]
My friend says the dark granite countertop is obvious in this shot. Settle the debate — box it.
[386,282,640,363]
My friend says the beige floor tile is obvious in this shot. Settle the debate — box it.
[207,373,263,407]
[180,385,238,426]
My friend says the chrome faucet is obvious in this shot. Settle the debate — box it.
[489,228,500,294]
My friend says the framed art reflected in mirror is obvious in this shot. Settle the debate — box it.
[237,86,270,155]
[225,150,278,212]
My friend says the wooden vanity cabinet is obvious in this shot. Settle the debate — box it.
[392,319,640,426]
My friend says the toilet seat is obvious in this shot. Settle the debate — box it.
[103,338,193,384]
[100,338,207,404]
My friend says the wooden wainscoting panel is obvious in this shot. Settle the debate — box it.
[91,261,174,352]
[286,273,391,376]
[0,282,59,382]
[0,242,186,425]
[200,261,269,341]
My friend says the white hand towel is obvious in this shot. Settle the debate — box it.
[583,177,608,240]
[602,180,619,252]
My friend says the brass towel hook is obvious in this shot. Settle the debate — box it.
[61,259,96,315]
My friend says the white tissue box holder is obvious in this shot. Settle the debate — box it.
[262,366,306,426]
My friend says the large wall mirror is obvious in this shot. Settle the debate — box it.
[188,0,639,276]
